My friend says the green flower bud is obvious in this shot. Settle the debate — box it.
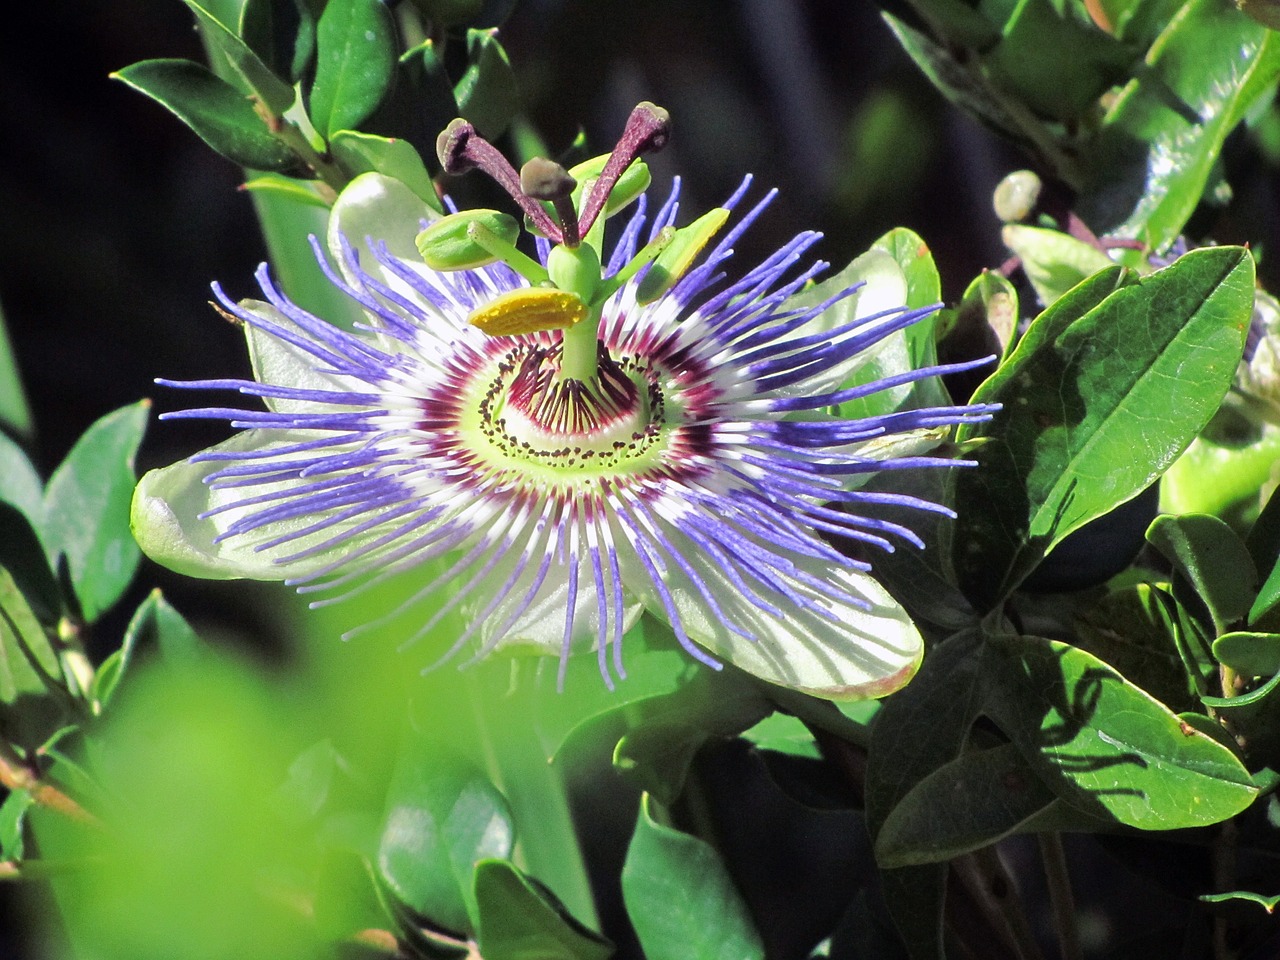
[416,209,520,270]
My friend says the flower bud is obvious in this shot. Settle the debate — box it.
[415,210,520,270]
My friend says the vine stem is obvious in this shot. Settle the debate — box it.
[1038,832,1082,960]
[955,847,1046,960]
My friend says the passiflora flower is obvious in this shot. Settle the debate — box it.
[132,105,996,698]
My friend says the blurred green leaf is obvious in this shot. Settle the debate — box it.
[43,401,148,623]
[741,712,821,760]
[875,742,1058,867]
[621,795,765,960]
[1200,889,1280,911]
[92,589,201,711]
[0,787,33,861]
[377,747,514,934]
[981,633,1257,828]
[1080,0,1280,248]
[953,249,1253,611]
[0,566,69,751]
[183,0,296,115]
[984,0,1131,120]
[866,629,984,960]
[0,299,32,440]
[330,129,441,210]
[473,859,613,960]
[240,0,316,82]
[309,0,396,138]
[1146,514,1257,635]
[454,28,520,141]
[1162,428,1280,522]
[113,59,299,171]
[30,654,323,960]
[0,432,44,538]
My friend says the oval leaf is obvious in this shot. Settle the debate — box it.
[472,859,613,960]
[981,633,1257,829]
[309,0,396,138]
[953,247,1254,611]
[113,59,298,171]
[621,795,765,960]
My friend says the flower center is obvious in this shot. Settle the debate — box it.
[459,340,671,484]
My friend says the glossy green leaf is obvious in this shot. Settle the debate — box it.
[0,788,33,861]
[240,0,316,82]
[473,859,613,960]
[454,28,519,141]
[1073,582,1198,711]
[612,666,770,806]
[1080,0,1280,248]
[953,248,1253,611]
[875,743,1058,867]
[113,59,298,171]
[1002,224,1115,307]
[376,749,514,934]
[43,401,148,623]
[183,0,296,115]
[865,630,984,960]
[741,712,821,760]
[530,622,693,761]
[330,129,441,210]
[0,299,32,440]
[1146,514,1257,635]
[981,634,1257,828]
[240,173,331,208]
[309,0,396,138]
[621,795,765,960]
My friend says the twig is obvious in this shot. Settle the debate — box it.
[1038,832,1082,960]
[0,740,97,825]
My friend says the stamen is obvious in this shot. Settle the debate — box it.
[436,119,564,241]
[521,157,580,248]
[577,102,671,239]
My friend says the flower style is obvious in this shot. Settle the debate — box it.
[132,110,996,698]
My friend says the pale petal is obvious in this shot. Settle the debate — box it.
[623,519,923,700]
[327,172,439,289]
[132,431,381,581]
[240,301,354,413]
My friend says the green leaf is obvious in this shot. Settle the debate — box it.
[240,173,331,208]
[113,59,298,171]
[92,589,201,710]
[1146,514,1257,635]
[454,28,520,141]
[376,749,514,934]
[981,634,1257,829]
[309,0,396,138]
[43,401,148,623]
[0,432,44,538]
[741,712,821,760]
[865,630,984,960]
[1001,224,1115,307]
[0,298,32,440]
[955,268,1020,361]
[0,788,33,861]
[621,795,765,960]
[982,0,1131,120]
[183,0,296,116]
[330,129,441,210]
[952,248,1254,611]
[240,0,316,82]
[0,567,69,751]
[1200,889,1280,912]
[1080,0,1280,248]
[473,859,613,960]
[875,742,1059,867]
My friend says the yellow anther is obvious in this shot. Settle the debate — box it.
[468,288,589,337]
